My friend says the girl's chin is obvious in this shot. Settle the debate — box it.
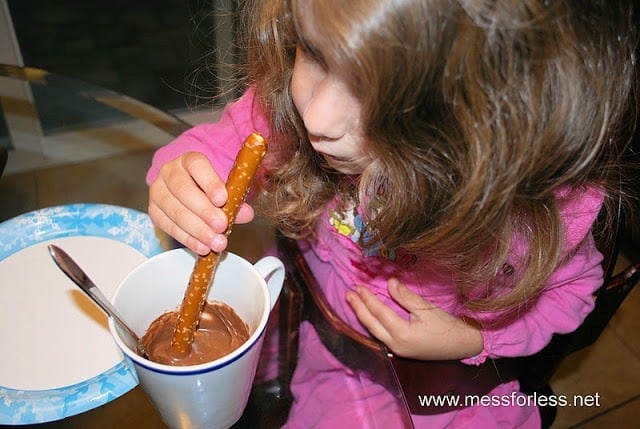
[322,155,364,175]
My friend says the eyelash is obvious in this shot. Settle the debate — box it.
[298,41,327,68]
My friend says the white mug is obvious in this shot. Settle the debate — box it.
[109,248,284,429]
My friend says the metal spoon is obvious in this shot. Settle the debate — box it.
[47,244,148,358]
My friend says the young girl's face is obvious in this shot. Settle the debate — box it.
[290,10,372,175]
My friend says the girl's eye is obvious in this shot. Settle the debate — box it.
[298,40,327,69]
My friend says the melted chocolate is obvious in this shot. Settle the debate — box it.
[142,301,250,366]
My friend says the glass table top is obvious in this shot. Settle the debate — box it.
[0,64,415,428]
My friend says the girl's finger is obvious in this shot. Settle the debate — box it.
[350,286,408,338]
[235,203,256,224]
[149,174,230,252]
[346,288,392,343]
[148,200,214,255]
[388,278,436,312]
[162,172,228,234]
[183,153,227,207]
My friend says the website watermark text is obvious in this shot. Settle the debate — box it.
[417,391,601,408]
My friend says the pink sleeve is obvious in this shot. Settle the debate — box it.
[463,187,605,364]
[145,88,270,184]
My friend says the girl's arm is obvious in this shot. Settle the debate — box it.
[461,186,605,364]
[348,187,605,362]
[146,88,268,185]
[347,234,603,362]
[346,279,485,360]
[146,89,269,254]
[462,234,603,364]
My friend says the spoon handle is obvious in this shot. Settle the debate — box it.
[47,244,147,357]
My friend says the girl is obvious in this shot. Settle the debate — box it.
[146,0,638,427]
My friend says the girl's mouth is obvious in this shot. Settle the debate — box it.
[324,154,347,162]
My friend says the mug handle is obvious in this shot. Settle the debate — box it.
[253,256,285,310]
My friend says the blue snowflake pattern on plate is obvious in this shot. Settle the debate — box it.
[0,204,164,424]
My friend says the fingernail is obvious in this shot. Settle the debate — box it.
[196,242,210,255]
[210,235,227,252]
[209,215,228,233]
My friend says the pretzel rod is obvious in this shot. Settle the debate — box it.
[170,132,268,357]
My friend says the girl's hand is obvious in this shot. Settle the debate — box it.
[346,278,483,360]
[148,152,255,255]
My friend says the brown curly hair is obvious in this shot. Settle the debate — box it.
[239,0,638,311]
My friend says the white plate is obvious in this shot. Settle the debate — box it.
[0,203,165,424]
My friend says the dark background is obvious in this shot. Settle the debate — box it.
[8,0,229,112]
[5,0,639,257]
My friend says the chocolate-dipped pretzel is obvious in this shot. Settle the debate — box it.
[170,132,268,357]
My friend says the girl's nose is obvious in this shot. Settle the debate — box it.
[301,80,356,140]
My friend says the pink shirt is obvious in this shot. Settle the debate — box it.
[147,90,604,428]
